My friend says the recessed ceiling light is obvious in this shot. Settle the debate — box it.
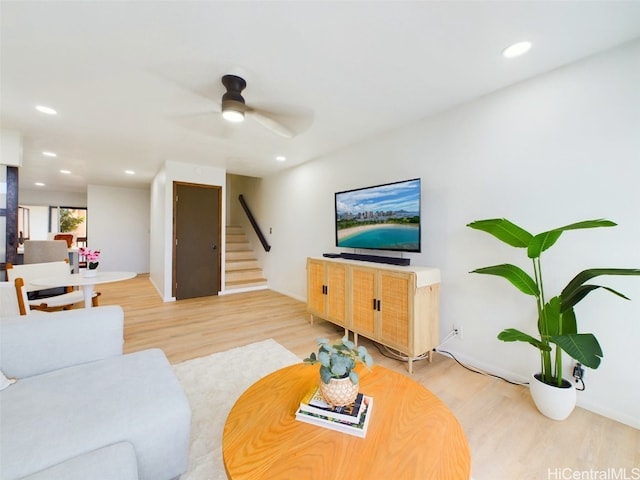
[34,182,45,187]
[125,170,135,175]
[35,105,58,115]
[42,151,57,157]
[60,169,71,174]
[502,41,532,59]
[276,156,286,162]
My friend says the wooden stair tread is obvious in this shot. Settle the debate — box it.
[225,278,268,288]
[225,224,266,292]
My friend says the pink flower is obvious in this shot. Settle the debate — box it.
[79,247,101,267]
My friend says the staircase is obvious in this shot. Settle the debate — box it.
[225,225,267,293]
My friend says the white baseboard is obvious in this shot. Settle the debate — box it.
[576,398,640,430]
[434,347,529,385]
[435,347,640,429]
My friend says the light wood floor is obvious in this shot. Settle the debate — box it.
[98,275,639,480]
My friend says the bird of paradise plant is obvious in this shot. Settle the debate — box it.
[467,218,640,387]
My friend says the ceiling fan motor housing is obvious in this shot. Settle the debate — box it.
[222,75,247,114]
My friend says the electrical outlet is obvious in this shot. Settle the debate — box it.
[572,362,584,381]
[453,324,463,340]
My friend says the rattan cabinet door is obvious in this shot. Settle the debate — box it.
[307,258,326,317]
[378,271,414,350]
[350,266,377,337]
[325,262,347,325]
[307,258,347,327]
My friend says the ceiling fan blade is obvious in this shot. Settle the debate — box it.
[247,108,295,138]
[246,103,314,139]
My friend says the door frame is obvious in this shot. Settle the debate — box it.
[1,166,19,280]
[172,181,222,298]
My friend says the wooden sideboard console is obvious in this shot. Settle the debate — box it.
[307,257,440,373]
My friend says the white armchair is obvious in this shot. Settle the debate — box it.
[0,279,33,317]
[6,261,100,313]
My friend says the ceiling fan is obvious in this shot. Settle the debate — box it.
[220,74,307,139]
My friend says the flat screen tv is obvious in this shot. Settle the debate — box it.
[335,178,421,253]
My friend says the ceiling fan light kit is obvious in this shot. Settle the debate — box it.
[221,102,245,123]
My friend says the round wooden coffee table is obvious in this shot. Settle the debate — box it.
[223,363,471,479]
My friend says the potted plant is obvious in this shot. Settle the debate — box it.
[467,218,640,420]
[304,336,373,407]
[79,247,100,277]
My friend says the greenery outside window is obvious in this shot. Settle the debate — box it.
[49,206,87,239]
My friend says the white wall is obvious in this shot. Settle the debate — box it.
[149,166,167,299]
[149,161,227,302]
[18,189,87,241]
[19,187,150,272]
[19,188,87,208]
[18,205,48,240]
[0,130,22,166]
[87,184,150,273]
[257,40,640,427]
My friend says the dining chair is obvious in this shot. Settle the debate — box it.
[76,237,88,267]
[53,233,74,248]
[13,278,31,315]
[23,240,68,264]
[6,261,100,312]
[0,277,36,316]
[0,281,22,317]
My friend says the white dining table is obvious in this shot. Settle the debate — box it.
[31,271,137,308]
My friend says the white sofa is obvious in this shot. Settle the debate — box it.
[0,306,191,480]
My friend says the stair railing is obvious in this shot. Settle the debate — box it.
[238,194,271,252]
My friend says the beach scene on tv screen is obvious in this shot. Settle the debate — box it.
[336,179,420,251]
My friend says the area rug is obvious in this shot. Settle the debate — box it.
[173,339,301,480]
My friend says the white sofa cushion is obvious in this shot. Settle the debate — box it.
[0,306,124,379]
[19,442,138,480]
[0,349,191,480]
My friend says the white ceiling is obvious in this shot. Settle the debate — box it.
[2,1,640,193]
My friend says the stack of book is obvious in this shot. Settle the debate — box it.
[295,385,373,438]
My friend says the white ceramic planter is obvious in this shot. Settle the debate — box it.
[529,373,576,420]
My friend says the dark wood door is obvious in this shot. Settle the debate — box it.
[173,182,221,299]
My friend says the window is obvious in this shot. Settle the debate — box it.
[49,207,88,242]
